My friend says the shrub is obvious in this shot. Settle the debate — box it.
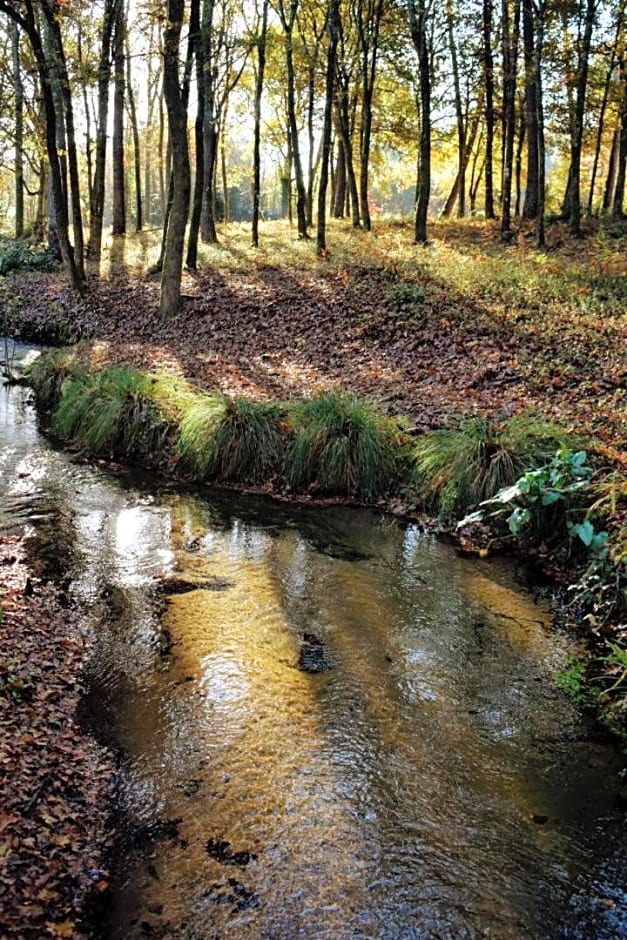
[411,415,576,519]
[0,236,58,276]
[285,390,403,499]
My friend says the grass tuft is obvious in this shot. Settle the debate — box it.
[177,396,288,482]
[411,414,576,519]
[52,365,157,457]
[285,390,403,499]
[26,348,83,411]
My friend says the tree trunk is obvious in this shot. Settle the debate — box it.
[565,0,597,235]
[522,0,538,218]
[252,0,269,247]
[186,0,205,267]
[612,52,627,217]
[112,0,126,235]
[500,0,520,238]
[514,105,525,216]
[317,0,340,254]
[603,130,620,211]
[280,0,309,238]
[125,7,142,233]
[482,0,496,219]
[88,0,119,260]
[357,0,385,232]
[11,22,24,239]
[408,0,431,243]
[446,0,466,218]
[535,0,547,248]
[160,0,191,320]
[333,130,347,217]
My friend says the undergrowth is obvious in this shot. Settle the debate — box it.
[0,236,58,277]
[410,415,575,520]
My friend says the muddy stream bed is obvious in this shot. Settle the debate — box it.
[1,345,626,938]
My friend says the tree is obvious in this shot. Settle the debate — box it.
[252,0,270,247]
[160,0,191,320]
[317,0,340,252]
[407,0,431,243]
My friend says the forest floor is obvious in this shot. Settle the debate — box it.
[0,217,626,935]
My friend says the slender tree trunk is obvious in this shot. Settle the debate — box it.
[112,0,126,235]
[336,83,361,227]
[613,52,627,217]
[407,0,431,243]
[535,0,546,248]
[160,0,191,320]
[186,0,205,266]
[77,23,94,225]
[500,0,520,238]
[515,106,525,216]
[11,22,24,238]
[357,0,384,232]
[446,0,466,218]
[125,10,142,232]
[280,0,309,238]
[333,131,347,218]
[603,130,620,211]
[317,0,340,254]
[482,0,496,219]
[565,0,597,235]
[522,0,538,218]
[252,0,269,246]
[89,0,119,260]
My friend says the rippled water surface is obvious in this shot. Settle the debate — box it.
[1,355,625,939]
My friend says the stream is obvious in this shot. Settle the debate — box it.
[1,343,626,939]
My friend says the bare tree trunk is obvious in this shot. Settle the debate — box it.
[522,0,538,218]
[483,0,496,219]
[11,22,24,238]
[613,51,627,217]
[333,128,347,217]
[252,0,269,246]
[160,0,191,320]
[564,0,598,235]
[603,130,620,211]
[317,0,340,254]
[446,0,466,218]
[112,0,126,235]
[535,0,547,248]
[279,0,309,238]
[500,0,520,238]
[89,0,119,260]
[125,8,142,232]
[407,0,431,243]
[186,0,204,267]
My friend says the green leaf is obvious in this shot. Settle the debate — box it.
[573,519,595,546]
[507,506,530,534]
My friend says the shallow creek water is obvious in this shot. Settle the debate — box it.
[1,350,626,939]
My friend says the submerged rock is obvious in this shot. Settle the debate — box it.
[156,576,233,596]
[298,632,333,673]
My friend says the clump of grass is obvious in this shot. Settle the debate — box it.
[52,365,157,456]
[285,390,403,500]
[143,371,203,423]
[177,395,288,483]
[176,394,229,479]
[410,414,576,520]
[26,348,83,411]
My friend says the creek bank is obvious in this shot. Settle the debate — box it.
[0,533,117,939]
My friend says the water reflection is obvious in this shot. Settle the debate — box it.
[0,377,625,939]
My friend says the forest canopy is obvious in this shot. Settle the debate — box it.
[0,0,625,314]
